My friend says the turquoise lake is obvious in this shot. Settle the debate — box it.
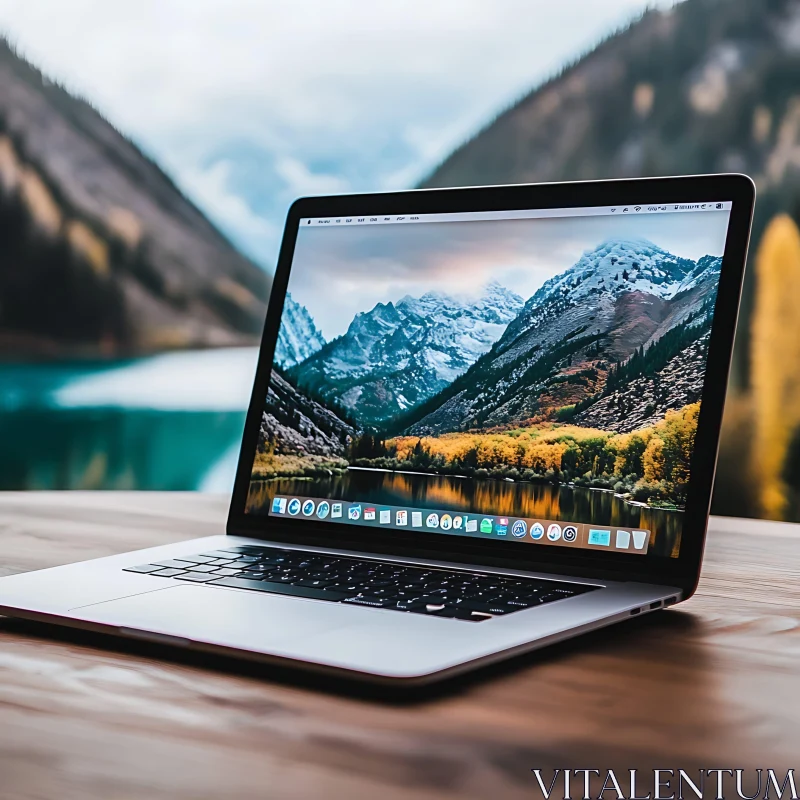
[0,348,259,491]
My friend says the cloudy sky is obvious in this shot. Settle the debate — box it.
[0,0,676,267]
[290,209,731,339]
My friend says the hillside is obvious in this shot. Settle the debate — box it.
[251,371,356,479]
[290,282,524,427]
[274,292,326,368]
[574,331,710,432]
[0,39,271,357]
[400,239,719,435]
[420,0,800,384]
[261,371,355,459]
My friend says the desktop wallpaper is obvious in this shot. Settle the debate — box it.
[246,209,731,558]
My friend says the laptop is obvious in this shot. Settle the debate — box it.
[0,175,754,685]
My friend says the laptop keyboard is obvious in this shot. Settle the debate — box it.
[123,544,596,622]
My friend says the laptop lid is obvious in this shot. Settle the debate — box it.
[228,175,754,595]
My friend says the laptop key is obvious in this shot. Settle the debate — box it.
[174,572,218,583]
[368,587,402,598]
[458,599,510,614]
[210,577,349,601]
[406,604,449,616]
[343,596,395,608]
[151,568,189,578]
[123,564,164,574]
[152,559,194,569]
[395,598,429,611]
[186,564,219,573]
[294,578,338,589]
[325,583,362,593]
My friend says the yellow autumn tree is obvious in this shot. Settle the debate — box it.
[607,431,649,477]
[751,214,800,518]
[659,403,700,486]
[642,436,665,482]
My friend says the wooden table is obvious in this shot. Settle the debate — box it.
[0,493,798,799]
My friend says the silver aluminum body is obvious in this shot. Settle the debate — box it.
[0,534,678,684]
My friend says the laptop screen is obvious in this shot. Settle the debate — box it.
[246,201,732,560]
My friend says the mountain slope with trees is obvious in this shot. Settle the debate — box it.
[0,38,271,357]
[398,240,720,435]
[290,283,524,427]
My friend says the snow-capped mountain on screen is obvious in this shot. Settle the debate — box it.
[402,238,722,434]
[273,292,327,369]
[289,281,524,426]
[538,238,697,299]
[494,238,719,367]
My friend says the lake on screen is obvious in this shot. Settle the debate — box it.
[0,348,258,492]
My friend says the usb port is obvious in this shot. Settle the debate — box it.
[629,607,641,616]
[649,601,662,610]
[664,596,678,607]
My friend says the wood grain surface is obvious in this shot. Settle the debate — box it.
[0,493,798,800]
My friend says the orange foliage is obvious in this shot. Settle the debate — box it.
[642,437,665,482]
[387,404,699,491]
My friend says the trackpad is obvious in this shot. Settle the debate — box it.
[71,584,358,650]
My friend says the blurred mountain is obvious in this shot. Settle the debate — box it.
[421,0,800,385]
[0,39,270,358]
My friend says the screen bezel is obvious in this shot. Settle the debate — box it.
[227,175,755,595]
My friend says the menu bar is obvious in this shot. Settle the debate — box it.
[300,202,732,228]
[268,495,650,555]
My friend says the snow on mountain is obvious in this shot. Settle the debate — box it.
[676,254,723,294]
[495,238,712,366]
[273,292,326,369]
[528,238,721,303]
[290,281,524,426]
[403,239,722,435]
[511,238,697,330]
